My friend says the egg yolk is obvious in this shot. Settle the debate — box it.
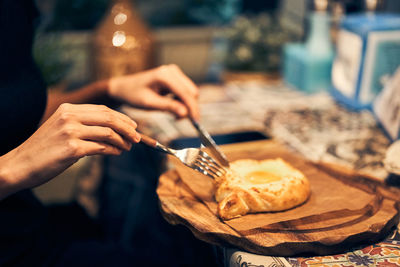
[244,171,282,184]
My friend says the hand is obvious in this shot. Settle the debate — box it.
[108,64,200,120]
[0,103,141,198]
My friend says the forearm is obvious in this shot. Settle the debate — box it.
[0,159,16,200]
[42,80,114,122]
[0,102,140,200]
[0,149,30,200]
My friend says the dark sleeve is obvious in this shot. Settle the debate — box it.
[0,0,47,155]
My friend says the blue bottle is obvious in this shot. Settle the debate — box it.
[283,1,335,93]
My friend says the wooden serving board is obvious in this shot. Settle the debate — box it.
[156,140,400,256]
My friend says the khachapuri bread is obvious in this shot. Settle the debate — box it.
[215,158,310,220]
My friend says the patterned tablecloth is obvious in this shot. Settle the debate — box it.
[123,81,399,267]
[225,235,400,266]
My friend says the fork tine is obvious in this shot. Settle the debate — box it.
[199,150,224,168]
[196,157,225,177]
[194,153,227,178]
[193,160,221,179]
[192,163,218,179]
[199,151,227,174]
[138,133,229,178]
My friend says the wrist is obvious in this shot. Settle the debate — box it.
[0,152,26,199]
[95,79,121,108]
[106,77,118,98]
[96,79,110,97]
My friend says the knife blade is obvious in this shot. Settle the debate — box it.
[190,118,230,167]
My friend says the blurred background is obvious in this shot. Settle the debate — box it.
[33,0,400,87]
[31,0,400,265]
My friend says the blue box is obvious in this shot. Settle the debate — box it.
[373,67,400,141]
[331,14,400,110]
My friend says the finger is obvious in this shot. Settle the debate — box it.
[78,125,132,151]
[158,77,200,120]
[169,64,199,97]
[156,66,200,120]
[132,88,189,117]
[61,103,138,129]
[149,94,189,118]
[64,104,141,143]
[71,104,138,129]
[170,70,201,120]
[77,140,124,157]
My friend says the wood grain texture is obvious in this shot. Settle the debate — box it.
[156,140,400,256]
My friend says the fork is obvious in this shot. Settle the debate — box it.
[140,134,227,179]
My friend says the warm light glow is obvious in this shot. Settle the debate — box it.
[123,36,139,50]
[114,13,127,25]
[112,31,126,47]
[365,0,378,11]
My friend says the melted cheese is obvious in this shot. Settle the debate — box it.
[244,171,282,184]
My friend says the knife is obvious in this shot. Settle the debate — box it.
[190,118,230,167]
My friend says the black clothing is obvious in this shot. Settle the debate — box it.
[0,0,47,155]
[0,1,138,266]
[0,0,53,265]
[0,1,122,266]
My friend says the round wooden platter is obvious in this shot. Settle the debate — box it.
[156,140,400,256]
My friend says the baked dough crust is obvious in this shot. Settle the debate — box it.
[215,158,310,220]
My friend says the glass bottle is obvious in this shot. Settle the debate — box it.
[305,0,333,56]
[91,0,153,80]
